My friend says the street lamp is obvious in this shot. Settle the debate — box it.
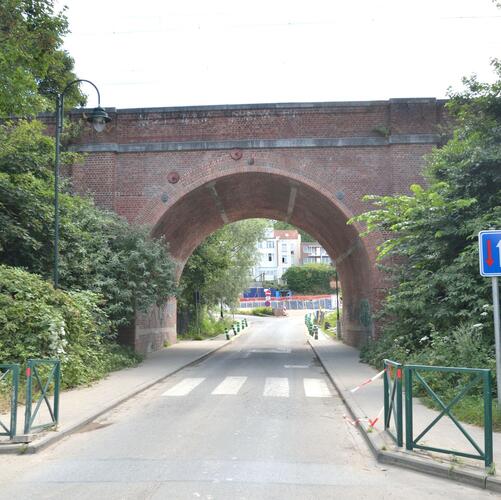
[53,79,111,288]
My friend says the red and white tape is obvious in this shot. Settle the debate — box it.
[344,405,384,429]
[349,369,385,393]
[343,415,370,427]
[368,405,384,428]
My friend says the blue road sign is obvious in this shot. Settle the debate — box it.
[479,230,501,277]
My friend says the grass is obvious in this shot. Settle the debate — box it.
[237,307,274,317]
[418,392,501,432]
[320,311,341,338]
[179,315,234,340]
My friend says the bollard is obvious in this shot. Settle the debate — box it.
[314,325,318,340]
[241,320,245,330]
[236,323,240,333]
[225,328,230,340]
[232,325,237,336]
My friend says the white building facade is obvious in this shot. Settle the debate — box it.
[252,229,301,282]
[300,241,332,265]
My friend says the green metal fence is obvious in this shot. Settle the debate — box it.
[0,364,20,439]
[383,359,403,447]
[404,364,493,467]
[24,359,61,435]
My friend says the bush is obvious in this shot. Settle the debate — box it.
[282,264,336,294]
[0,265,140,388]
[180,310,234,340]
[250,306,273,316]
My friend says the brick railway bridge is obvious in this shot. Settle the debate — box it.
[64,98,447,354]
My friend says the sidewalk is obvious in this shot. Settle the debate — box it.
[0,330,243,455]
[308,328,501,493]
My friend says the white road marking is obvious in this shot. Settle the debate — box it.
[250,348,291,354]
[263,377,289,397]
[162,378,205,396]
[303,378,332,398]
[284,364,309,369]
[212,376,247,395]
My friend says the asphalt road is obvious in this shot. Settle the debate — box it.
[0,314,496,499]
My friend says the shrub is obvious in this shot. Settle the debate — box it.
[282,264,336,294]
[0,265,140,388]
[250,306,273,316]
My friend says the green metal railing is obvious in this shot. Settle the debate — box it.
[0,364,20,439]
[404,364,493,467]
[24,359,61,434]
[383,359,403,447]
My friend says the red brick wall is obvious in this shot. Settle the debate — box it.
[64,99,446,353]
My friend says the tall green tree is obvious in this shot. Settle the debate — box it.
[0,0,84,117]
[352,60,501,367]
[179,219,267,328]
[0,120,177,333]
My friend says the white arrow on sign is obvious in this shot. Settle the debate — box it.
[498,240,501,263]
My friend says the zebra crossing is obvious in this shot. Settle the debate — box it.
[161,376,333,398]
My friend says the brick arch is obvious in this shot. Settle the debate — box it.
[64,99,447,353]
[151,168,374,347]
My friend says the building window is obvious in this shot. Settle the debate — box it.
[266,241,275,249]
[268,253,273,262]
[281,243,287,251]
[282,256,287,264]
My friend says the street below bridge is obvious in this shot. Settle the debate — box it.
[0,314,495,499]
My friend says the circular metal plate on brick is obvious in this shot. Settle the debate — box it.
[230,149,243,160]
[167,171,180,184]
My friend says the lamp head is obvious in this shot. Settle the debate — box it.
[87,106,111,132]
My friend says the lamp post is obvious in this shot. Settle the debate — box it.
[53,79,110,288]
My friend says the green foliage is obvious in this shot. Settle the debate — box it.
[282,263,336,294]
[179,219,267,330]
[0,120,177,332]
[248,306,274,317]
[353,61,501,407]
[0,265,141,388]
[180,311,233,340]
[0,0,84,117]
[321,311,340,337]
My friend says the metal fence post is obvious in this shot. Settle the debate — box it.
[53,361,61,425]
[24,361,33,435]
[404,366,413,451]
[396,366,403,447]
[484,371,493,467]
[383,361,389,432]
[10,365,19,438]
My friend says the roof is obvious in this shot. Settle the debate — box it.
[273,230,299,240]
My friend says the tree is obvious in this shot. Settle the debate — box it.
[351,60,501,368]
[282,263,336,294]
[0,0,84,117]
[0,120,177,333]
[178,219,267,330]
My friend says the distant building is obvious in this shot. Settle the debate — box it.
[252,229,301,282]
[300,241,332,265]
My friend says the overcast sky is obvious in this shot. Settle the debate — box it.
[57,0,501,109]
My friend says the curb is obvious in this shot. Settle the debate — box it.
[307,336,501,493]
[0,328,248,455]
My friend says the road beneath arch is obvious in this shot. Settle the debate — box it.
[0,315,494,499]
